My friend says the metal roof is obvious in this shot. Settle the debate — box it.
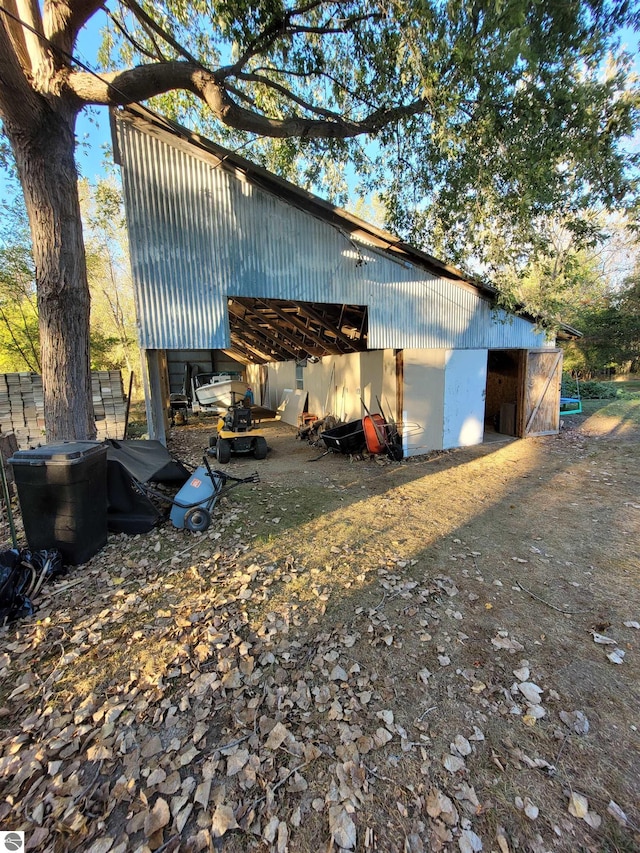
[111,105,565,355]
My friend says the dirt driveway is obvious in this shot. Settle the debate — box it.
[1,407,638,852]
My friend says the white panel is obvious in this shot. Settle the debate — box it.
[402,349,446,456]
[266,362,297,413]
[443,350,488,448]
[302,359,332,418]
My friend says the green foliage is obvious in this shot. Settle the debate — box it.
[100,0,640,251]
[562,259,640,374]
[561,374,620,399]
[0,193,40,371]
[79,179,139,373]
[0,179,139,375]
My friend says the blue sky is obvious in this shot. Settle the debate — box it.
[3,12,640,202]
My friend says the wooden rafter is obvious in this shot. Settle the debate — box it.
[229,332,272,363]
[253,298,337,353]
[226,296,368,363]
[228,305,299,360]
[294,302,363,350]
[229,299,307,359]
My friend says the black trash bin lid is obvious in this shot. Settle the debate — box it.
[8,441,107,465]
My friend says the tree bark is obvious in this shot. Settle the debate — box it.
[6,100,95,442]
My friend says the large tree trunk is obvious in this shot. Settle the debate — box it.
[8,102,96,442]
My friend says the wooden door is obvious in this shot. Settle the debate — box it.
[521,349,563,437]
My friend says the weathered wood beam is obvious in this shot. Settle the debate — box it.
[228,333,269,363]
[254,298,335,353]
[229,301,302,359]
[293,302,364,351]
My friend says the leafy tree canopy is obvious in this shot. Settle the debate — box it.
[97,0,640,268]
[563,258,640,374]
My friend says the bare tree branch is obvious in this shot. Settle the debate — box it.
[104,6,167,63]
[252,64,380,111]
[235,71,347,121]
[228,0,352,75]
[119,0,200,64]
[68,60,428,139]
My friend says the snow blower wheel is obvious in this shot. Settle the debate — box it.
[183,506,212,532]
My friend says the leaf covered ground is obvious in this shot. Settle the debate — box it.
[1,403,639,853]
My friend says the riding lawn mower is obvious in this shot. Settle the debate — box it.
[208,398,268,463]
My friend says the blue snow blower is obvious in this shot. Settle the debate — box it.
[169,456,259,532]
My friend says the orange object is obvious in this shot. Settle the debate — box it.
[363,413,387,454]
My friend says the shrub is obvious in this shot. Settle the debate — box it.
[561,375,619,400]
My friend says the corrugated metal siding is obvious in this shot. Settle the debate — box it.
[116,119,549,352]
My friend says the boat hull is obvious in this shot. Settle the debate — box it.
[194,378,247,409]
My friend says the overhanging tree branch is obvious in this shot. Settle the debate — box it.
[68,61,429,138]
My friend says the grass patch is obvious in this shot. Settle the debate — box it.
[580,397,640,424]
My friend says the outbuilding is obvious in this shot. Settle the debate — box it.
[111,106,574,456]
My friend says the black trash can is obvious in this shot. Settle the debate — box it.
[8,442,108,565]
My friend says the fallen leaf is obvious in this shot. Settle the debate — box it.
[194,779,211,808]
[330,664,349,682]
[211,803,238,838]
[607,800,628,825]
[87,744,112,761]
[144,797,170,837]
[559,710,589,735]
[443,754,465,773]
[458,828,483,852]
[226,749,249,776]
[265,721,290,750]
[584,810,601,829]
[568,791,589,819]
[328,804,357,850]
[376,709,394,726]
[517,682,543,704]
[496,827,511,853]
[263,816,279,844]
[373,727,393,748]
[590,631,617,645]
[491,635,524,653]
[277,820,289,853]
[146,768,167,787]
[426,789,458,826]
[512,666,529,681]
[452,735,472,756]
